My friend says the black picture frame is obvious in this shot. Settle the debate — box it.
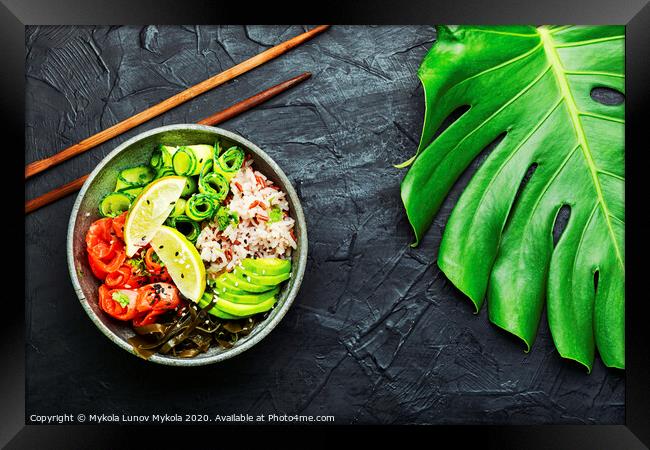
[7,0,649,447]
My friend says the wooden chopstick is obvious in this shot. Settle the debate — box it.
[24,25,329,179]
[25,72,312,215]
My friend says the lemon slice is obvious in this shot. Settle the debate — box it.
[150,225,206,302]
[123,176,186,257]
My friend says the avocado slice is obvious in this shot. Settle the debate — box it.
[217,272,272,293]
[234,267,290,287]
[215,296,277,317]
[213,273,247,294]
[198,293,239,319]
[219,286,279,305]
[241,257,291,276]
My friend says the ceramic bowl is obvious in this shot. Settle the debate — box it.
[67,124,308,366]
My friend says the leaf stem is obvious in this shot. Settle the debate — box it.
[538,26,624,271]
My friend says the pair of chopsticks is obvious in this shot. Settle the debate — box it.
[25,25,330,214]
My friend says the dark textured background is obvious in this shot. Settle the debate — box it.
[25,25,624,425]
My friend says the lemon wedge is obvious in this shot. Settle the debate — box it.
[150,225,206,302]
[123,176,186,257]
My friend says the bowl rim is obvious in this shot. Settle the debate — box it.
[66,124,308,366]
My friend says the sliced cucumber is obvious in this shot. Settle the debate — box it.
[172,145,214,176]
[169,197,187,218]
[188,144,214,170]
[115,178,130,191]
[168,215,201,243]
[200,158,213,178]
[172,147,196,176]
[199,171,229,201]
[99,191,133,217]
[181,176,198,197]
[155,166,176,180]
[150,144,178,169]
[214,145,245,181]
[185,193,217,221]
[118,165,156,187]
[119,186,144,198]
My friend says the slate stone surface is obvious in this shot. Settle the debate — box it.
[25,25,624,424]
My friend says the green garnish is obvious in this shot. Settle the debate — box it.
[216,207,239,231]
[127,256,150,276]
[268,206,283,224]
[151,251,165,268]
[112,292,131,308]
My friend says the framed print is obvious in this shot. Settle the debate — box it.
[6,0,649,447]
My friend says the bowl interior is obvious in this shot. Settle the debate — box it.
[68,125,306,366]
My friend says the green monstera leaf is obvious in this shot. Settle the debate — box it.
[400,25,624,371]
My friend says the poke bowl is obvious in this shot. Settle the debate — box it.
[67,124,307,366]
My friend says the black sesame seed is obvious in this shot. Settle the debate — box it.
[146,200,150,205]
[181,274,184,278]
[175,251,179,256]
[159,245,164,249]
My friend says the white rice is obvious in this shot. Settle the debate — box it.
[196,159,297,277]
